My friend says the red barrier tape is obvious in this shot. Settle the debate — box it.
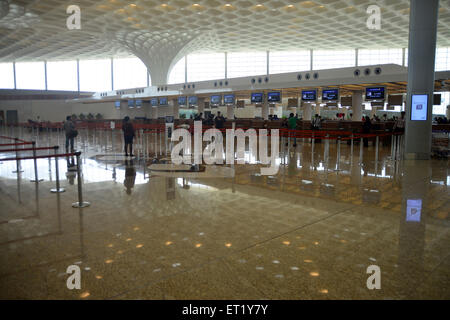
[0,142,33,147]
[0,152,77,162]
[0,146,58,153]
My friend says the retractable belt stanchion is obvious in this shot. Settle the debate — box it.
[359,136,364,165]
[50,146,65,193]
[390,134,394,160]
[350,134,354,162]
[375,135,379,163]
[72,151,90,208]
[335,136,341,172]
[30,142,44,183]
[12,138,24,173]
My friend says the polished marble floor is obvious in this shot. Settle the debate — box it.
[0,128,449,299]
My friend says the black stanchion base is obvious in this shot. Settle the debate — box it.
[50,188,65,193]
[30,179,44,183]
[72,201,90,208]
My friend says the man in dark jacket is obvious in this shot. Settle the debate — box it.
[122,116,135,157]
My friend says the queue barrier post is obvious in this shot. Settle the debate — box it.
[30,141,44,183]
[50,146,65,193]
[72,151,90,208]
[12,138,24,174]
[359,137,364,165]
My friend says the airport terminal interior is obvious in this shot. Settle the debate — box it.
[0,0,449,300]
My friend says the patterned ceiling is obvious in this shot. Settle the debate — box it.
[0,0,449,83]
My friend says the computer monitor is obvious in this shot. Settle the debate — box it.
[301,90,317,101]
[251,92,263,103]
[188,96,198,106]
[267,91,281,103]
[224,94,235,105]
[159,97,168,106]
[150,98,158,106]
[411,94,428,121]
[210,95,222,106]
[178,96,187,106]
[322,89,339,101]
[365,87,385,101]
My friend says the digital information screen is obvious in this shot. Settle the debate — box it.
[150,98,158,106]
[406,199,422,222]
[224,94,235,105]
[210,95,222,105]
[251,93,263,103]
[302,90,317,101]
[411,94,428,121]
[135,100,142,108]
[178,96,187,106]
[115,101,121,109]
[188,96,198,106]
[128,100,134,108]
[267,92,281,103]
[322,89,339,101]
[159,97,168,106]
[366,87,385,100]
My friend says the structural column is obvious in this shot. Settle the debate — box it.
[198,98,205,117]
[314,104,321,116]
[261,101,269,120]
[351,91,363,121]
[227,105,234,119]
[302,102,312,121]
[172,99,179,120]
[405,0,439,159]
[152,106,159,120]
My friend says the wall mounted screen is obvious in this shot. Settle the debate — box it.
[322,89,339,101]
[188,96,198,106]
[135,100,142,108]
[302,90,317,101]
[178,96,187,106]
[115,101,121,109]
[365,87,385,100]
[267,91,281,103]
[128,100,134,108]
[151,98,158,106]
[210,95,222,106]
[224,94,235,105]
[406,199,422,222]
[251,92,263,103]
[411,94,428,121]
[159,97,168,106]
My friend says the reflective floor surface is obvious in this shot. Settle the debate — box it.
[0,129,449,299]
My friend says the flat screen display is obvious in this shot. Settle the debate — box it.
[128,100,134,108]
[302,90,317,101]
[365,87,385,100]
[135,100,142,108]
[224,94,235,105]
[267,91,281,103]
[159,97,168,106]
[150,98,158,106]
[406,199,422,222]
[251,92,263,103]
[178,96,187,106]
[210,95,222,105]
[188,96,198,106]
[322,89,339,101]
[115,101,121,109]
[411,94,428,121]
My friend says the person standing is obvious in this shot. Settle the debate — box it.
[362,116,372,147]
[393,111,405,133]
[122,116,135,157]
[287,113,297,147]
[64,115,77,153]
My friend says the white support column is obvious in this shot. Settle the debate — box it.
[314,104,321,116]
[262,101,269,120]
[172,99,179,120]
[227,105,234,119]
[352,91,363,121]
[302,102,312,121]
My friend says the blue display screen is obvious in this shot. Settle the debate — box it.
[267,91,281,103]
[251,92,263,103]
[210,95,222,105]
[188,96,198,105]
[178,96,187,105]
[322,89,339,101]
[159,97,168,106]
[128,100,135,108]
[150,98,158,106]
[224,94,235,105]
[302,90,317,101]
[366,87,385,100]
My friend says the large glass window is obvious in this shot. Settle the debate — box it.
[269,51,311,74]
[168,57,185,84]
[358,49,403,66]
[79,59,111,92]
[15,61,45,90]
[187,53,225,82]
[313,50,356,70]
[47,60,78,91]
[227,52,267,78]
[113,57,148,90]
[0,63,15,89]
[435,47,450,71]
